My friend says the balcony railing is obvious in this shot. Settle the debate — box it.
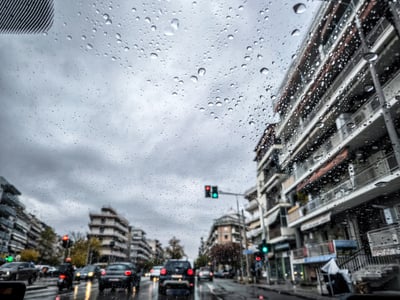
[1,193,25,209]
[0,205,16,217]
[368,224,400,256]
[288,152,398,224]
[292,239,357,260]
[0,217,13,228]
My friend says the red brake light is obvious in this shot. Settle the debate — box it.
[101,270,106,276]
[124,270,132,276]
[187,269,194,276]
[160,268,167,275]
[210,272,213,276]
[59,274,66,279]
[150,269,154,273]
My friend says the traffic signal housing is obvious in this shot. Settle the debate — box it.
[255,252,263,262]
[211,186,218,198]
[62,235,70,248]
[205,185,211,198]
[258,239,269,254]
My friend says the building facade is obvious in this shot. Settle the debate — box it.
[88,206,131,263]
[130,228,152,264]
[147,239,164,263]
[255,0,400,288]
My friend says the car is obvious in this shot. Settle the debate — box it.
[0,262,38,285]
[149,265,163,280]
[75,265,101,282]
[98,262,140,292]
[158,259,195,296]
[197,267,213,281]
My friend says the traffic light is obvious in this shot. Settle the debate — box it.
[211,186,218,198]
[255,252,263,262]
[205,185,211,198]
[258,239,269,254]
[62,235,69,248]
[5,256,13,262]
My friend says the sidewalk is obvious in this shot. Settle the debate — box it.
[237,278,340,300]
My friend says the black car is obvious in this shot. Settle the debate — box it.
[75,265,101,282]
[99,262,140,292]
[158,259,195,296]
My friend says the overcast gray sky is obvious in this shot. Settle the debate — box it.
[0,0,320,259]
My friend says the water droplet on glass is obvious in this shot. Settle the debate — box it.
[363,52,378,62]
[364,85,374,92]
[66,35,72,40]
[208,102,214,107]
[293,3,307,14]
[244,56,251,61]
[257,54,263,60]
[260,67,269,75]
[249,121,255,125]
[198,68,206,76]
[216,102,222,107]
[190,75,198,82]
[151,25,157,31]
[150,53,158,59]
[199,107,205,112]
[145,17,151,23]
[347,122,356,128]
[291,29,300,36]
[316,122,324,128]
[124,47,130,51]
[170,18,179,30]
[115,33,121,39]
[86,43,93,50]
[105,18,112,25]
[247,46,253,51]
[228,34,234,40]
[103,13,109,20]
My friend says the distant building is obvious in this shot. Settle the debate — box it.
[130,228,152,264]
[88,206,131,263]
[147,239,164,263]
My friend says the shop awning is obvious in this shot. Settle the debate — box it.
[297,148,349,192]
[300,212,331,231]
[266,209,280,226]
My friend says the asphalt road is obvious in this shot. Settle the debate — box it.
[22,277,308,300]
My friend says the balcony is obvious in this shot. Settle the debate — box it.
[1,193,25,209]
[245,214,261,226]
[0,231,10,240]
[288,152,399,226]
[368,224,400,256]
[268,227,295,244]
[292,239,357,264]
[11,230,28,243]
[245,199,258,212]
[0,205,16,218]
[15,218,30,232]
[0,217,13,229]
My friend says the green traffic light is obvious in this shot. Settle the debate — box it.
[262,245,268,253]
[212,192,218,198]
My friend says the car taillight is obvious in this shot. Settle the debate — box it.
[101,270,106,276]
[150,269,154,273]
[187,269,194,276]
[124,270,132,276]
[59,274,66,279]
[210,272,213,276]
[160,268,167,275]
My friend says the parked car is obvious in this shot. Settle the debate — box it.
[213,270,225,278]
[197,267,213,281]
[99,262,140,292]
[75,265,101,282]
[0,262,38,284]
[158,259,195,296]
[149,265,163,280]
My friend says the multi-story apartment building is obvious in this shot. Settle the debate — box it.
[245,186,262,246]
[205,212,244,252]
[259,0,400,289]
[147,239,164,263]
[88,206,131,263]
[130,228,152,264]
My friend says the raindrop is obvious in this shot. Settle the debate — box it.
[260,67,269,75]
[244,56,251,61]
[199,107,205,112]
[115,33,121,39]
[145,17,151,23]
[66,35,72,40]
[150,53,158,59]
[216,102,222,107]
[228,34,234,40]
[257,54,263,60]
[364,85,374,92]
[190,75,198,82]
[124,47,130,51]
[198,68,206,76]
[103,13,109,20]
[249,121,255,126]
[316,122,324,128]
[86,43,93,50]
[105,18,112,25]
[291,29,300,36]
[293,3,307,14]
[363,52,378,62]
[151,25,157,31]
[347,122,356,128]
[81,35,87,40]
[208,102,214,106]
[170,18,179,30]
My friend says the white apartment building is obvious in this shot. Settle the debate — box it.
[88,206,131,263]
[256,0,400,289]
[130,228,152,264]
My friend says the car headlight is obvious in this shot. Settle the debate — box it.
[6,271,10,276]
[88,272,94,277]
[76,272,81,276]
